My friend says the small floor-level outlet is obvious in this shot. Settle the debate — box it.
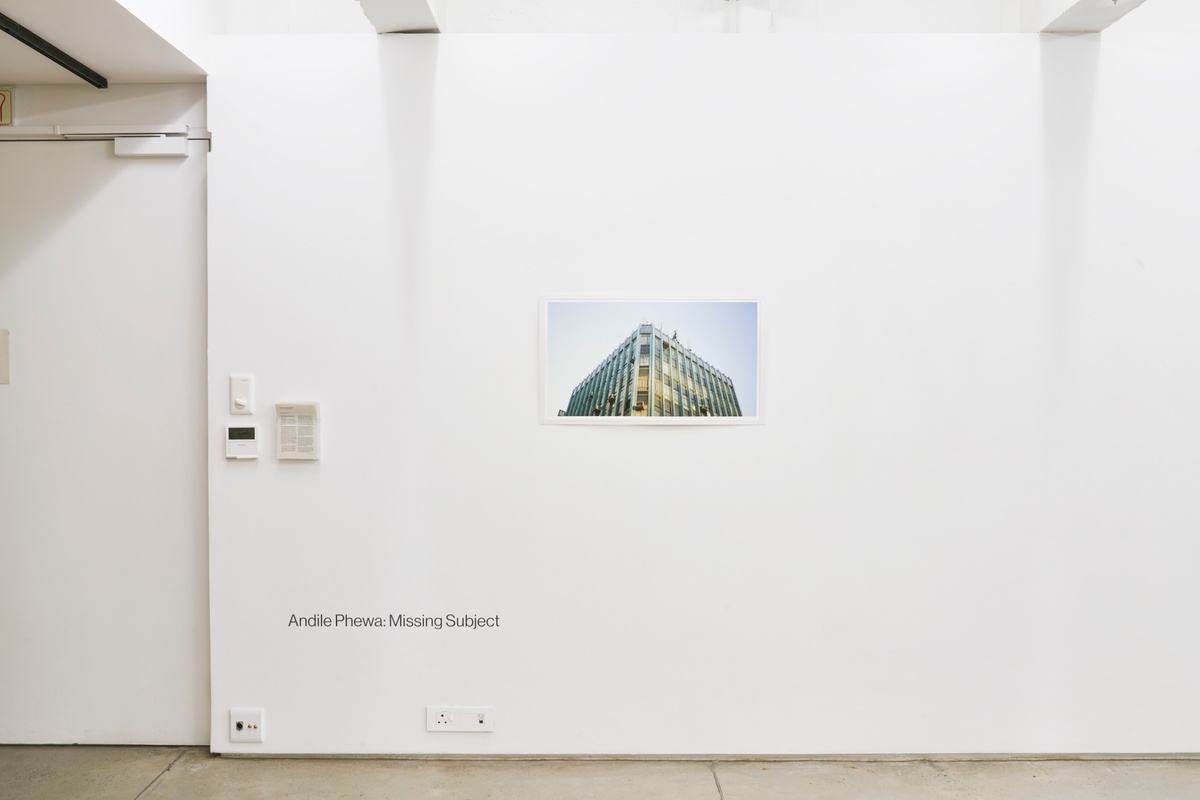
[230,707,265,743]
[426,706,495,732]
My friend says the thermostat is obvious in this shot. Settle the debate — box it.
[226,426,258,460]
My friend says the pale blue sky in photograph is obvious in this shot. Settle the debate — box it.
[545,301,759,417]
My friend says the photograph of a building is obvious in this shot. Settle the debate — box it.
[544,301,758,423]
[564,324,741,417]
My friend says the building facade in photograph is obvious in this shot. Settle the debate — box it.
[563,324,742,417]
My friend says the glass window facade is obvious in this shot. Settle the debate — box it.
[565,325,742,417]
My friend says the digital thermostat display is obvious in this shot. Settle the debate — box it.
[226,426,258,459]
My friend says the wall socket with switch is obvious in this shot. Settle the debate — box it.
[426,706,495,732]
[230,707,265,743]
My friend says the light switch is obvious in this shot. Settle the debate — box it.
[230,374,254,415]
[0,330,9,385]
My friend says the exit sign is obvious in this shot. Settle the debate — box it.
[0,88,11,126]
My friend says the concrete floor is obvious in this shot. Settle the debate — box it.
[1,747,1198,799]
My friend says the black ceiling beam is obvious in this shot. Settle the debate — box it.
[0,11,107,88]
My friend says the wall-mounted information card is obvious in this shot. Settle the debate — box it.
[276,402,320,460]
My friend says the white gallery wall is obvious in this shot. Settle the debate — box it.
[0,85,210,744]
[207,32,1200,754]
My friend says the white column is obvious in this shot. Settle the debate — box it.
[1027,0,1153,32]
[357,0,440,32]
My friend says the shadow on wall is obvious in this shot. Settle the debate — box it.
[377,34,440,312]
[0,84,205,278]
[1038,32,1100,414]
[0,142,126,280]
[376,34,440,601]
[14,84,206,128]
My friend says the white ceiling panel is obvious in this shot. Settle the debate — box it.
[0,0,204,85]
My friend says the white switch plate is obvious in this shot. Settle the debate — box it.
[230,374,254,415]
[426,706,495,732]
[0,330,8,385]
[230,707,265,743]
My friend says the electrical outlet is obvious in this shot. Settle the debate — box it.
[426,706,495,732]
[230,707,265,743]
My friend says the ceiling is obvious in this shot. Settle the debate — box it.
[0,0,205,84]
[2,0,1197,86]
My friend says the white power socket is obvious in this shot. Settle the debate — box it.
[230,707,265,743]
[426,706,495,732]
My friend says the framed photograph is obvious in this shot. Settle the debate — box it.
[541,299,761,425]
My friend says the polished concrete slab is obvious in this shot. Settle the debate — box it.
[144,750,718,800]
[3,747,1199,800]
[0,746,189,800]
[718,759,1200,800]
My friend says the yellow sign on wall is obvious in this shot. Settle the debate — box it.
[0,88,12,126]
